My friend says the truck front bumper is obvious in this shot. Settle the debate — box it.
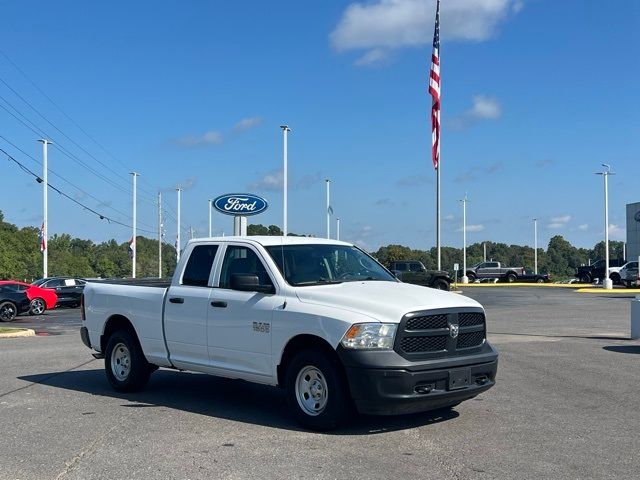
[338,345,498,416]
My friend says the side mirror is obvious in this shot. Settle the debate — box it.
[230,274,275,294]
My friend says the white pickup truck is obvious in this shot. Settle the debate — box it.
[81,237,498,430]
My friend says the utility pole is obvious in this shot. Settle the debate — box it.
[597,164,614,289]
[158,192,163,278]
[534,218,538,274]
[460,194,469,284]
[280,125,291,236]
[131,172,139,278]
[38,139,51,278]
[176,188,182,262]
[208,199,213,237]
[325,179,331,239]
[336,218,340,241]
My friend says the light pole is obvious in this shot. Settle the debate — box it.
[131,172,139,278]
[460,194,469,284]
[483,242,487,262]
[325,179,331,239]
[158,192,163,278]
[38,139,51,278]
[280,125,291,236]
[533,218,538,274]
[336,218,340,241]
[176,188,182,262]
[597,164,614,289]
[208,199,213,237]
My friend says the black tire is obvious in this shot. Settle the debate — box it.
[579,273,591,284]
[29,298,46,316]
[284,348,351,431]
[505,273,517,283]
[536,277,545,284]
[432,278,450,291]
[610,273,621,285]
[0,301,17,322]
[104,329,152,392]
[466,272,476,282]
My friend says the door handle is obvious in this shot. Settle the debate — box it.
[169,297,184,304]
[210,301,227,308]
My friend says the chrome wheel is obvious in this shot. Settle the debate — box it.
[295,366,329,416]
[30,298,45,315]
[110,342,131,381]
[0,302,16,322]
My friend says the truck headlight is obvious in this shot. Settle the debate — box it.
[340,323,397,350]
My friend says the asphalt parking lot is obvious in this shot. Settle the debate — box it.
[1,287,639,479]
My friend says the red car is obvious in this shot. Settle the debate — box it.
[0,281,57,315]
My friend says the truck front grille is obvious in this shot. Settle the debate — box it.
[395,309,486,359]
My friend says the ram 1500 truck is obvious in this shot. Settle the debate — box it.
[388,260,451,290]
[81,237,498,430]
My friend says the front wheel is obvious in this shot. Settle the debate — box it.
[0,302,17,322]
[466,272,476,282]
[432,278,450,291]
[105,329,152,392]
[29,298,46,315]
[536,277,545,284]
[285,348,351,431]
[579,273,591,284]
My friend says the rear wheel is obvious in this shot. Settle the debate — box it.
[536,277,545,284]
[29,298,46,315]
[505,273,517,283]
[432,278,450,291]
[105,329,152,392]
[285,348,351,431]
[579,273,591,284]
[0,302,17,322]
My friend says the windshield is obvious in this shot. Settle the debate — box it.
[265,244,396,286]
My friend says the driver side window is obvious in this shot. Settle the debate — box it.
[219,246,273,289]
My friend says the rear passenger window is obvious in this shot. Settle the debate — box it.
[182,245,219,287]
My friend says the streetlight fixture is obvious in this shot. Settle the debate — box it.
[596,164,615,289]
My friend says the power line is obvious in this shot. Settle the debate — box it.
[1,146,157,235]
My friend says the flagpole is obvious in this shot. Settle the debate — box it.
[437,158,441,270]
[325,179,331,239]
[38,139,51,278]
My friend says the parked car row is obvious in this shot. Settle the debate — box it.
[0,277,86,322]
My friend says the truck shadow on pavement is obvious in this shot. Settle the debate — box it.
[19,367,458,435]
[603,345,640,354]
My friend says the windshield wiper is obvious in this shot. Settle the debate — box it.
[293,278,344,286]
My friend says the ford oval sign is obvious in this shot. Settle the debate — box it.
[635,211,640,223]
[213,193,268,217]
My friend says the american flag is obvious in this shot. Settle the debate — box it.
[128,237,134,259]
[429,0,441,169]
[39,223,46,253]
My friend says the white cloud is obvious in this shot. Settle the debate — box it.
[457,224,484,232]
[547,215,571,229]
[608,224,624,240]
[175,176,197,191]
[354,48,391,66]
[444,213,455,221]
[330,0,523,64]
[578,224,589,231]
[450,95,502,130]
[176,130,224,147]
[234,117,262,131]
[248,169,322,192]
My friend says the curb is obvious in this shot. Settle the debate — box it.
[0,328,36,338]
[456,283,591,288]
[576,288,640,294]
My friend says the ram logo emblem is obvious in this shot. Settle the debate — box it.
[449,323,459,339]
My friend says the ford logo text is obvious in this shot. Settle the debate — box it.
[213,193,268,217]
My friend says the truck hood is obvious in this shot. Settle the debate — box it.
[294,281,482,323]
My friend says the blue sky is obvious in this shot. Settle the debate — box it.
[0,0,638,254]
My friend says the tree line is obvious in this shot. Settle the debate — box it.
[0,212,625,281]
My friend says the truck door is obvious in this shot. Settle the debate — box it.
[207,244,279,380]
[164,244,220,368]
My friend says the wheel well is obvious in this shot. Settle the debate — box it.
[276,334,339,388]
[100,315,138,352]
